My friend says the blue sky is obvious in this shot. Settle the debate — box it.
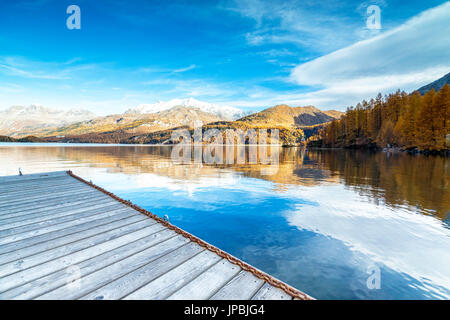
[0,0,449,115]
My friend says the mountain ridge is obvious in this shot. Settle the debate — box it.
[417,72,450,94]
[15,106,224,138]
[237,104,343,127]
[37,103,343,146]
[0,100,341,139]
[0,105,96,137]
[125,97,246,120]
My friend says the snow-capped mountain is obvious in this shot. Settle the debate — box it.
[0,105,96,136]
[125,97,246,120]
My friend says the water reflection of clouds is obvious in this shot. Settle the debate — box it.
[283,184,450,298]
[91,171,280,208]
[110,171,270,195]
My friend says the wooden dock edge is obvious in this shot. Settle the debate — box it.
[66,170,314,300]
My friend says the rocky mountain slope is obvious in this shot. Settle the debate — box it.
[1,101,342,146]
[28,106,224,137]
[0,98,246,138]
[0,105,96,137]
[44,104,342,146]
[417,72,450,94]
[236,105,343,127]
[125,97,246,120]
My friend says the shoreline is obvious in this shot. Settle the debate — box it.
[307,146,450,156]
[1,141,448,156]
[0,141,289,147]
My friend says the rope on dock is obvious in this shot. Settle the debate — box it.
[66,170,314,300]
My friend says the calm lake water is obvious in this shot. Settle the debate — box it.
[0,143,449,299]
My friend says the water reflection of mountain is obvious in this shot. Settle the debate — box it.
[1,145,448,219]
[314,150,449,219]
[57,145,340,186]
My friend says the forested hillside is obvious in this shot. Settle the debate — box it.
[314,85,449,152]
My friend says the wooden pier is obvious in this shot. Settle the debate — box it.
[0,171,312,300]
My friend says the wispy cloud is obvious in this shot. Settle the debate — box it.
[288,1,450,109]
[259,48,296,57]
[0,61,69,80]
[63,57,84,65]
[172,64,196,73]
[0,56,100,80]
[0,83,24,93]
[142,77,236,100]
[228,0,363,53]
[138,64,197,74]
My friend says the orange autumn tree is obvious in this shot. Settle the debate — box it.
[319,85,450,151]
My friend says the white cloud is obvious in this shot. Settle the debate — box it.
[230,0,363,52]
[289,1,450,109]
[0,83,24,93]
[141,78,237,100]
[138,64,196,74]
[0,56,101,80]
[172,64,196,73]
[282,184,450,299]
[0,62,69,80]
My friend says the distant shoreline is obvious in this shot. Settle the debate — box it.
[1,141,448,156]
[307,145,449,156]
[0,141,286,147]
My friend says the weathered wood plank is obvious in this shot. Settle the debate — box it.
[0,203,127,238]
[0,188,94,207]
[167,259,241,300]
[0,196,117,224]
[0,173,76,186]
[0,193,110,215]
[0,177,83,191]
[0,175,72,190]
[0,171,68,183]
[0,177,72,190]
[0,218,157,278]
[0,213,146,265]
[0,207,134,246]
[0,182,91,199]
[1,229,179,299]
[210,270,265,300]
[0,191,98,212]
[123,250,221,300]
[0,209,143,254]
[0,195,111,220]
[77,242,204,300]
[251,282,293,300]
[35,236,191,300]
[0,198,119,230]
[0,179,81,194]
[0,223,167,292]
